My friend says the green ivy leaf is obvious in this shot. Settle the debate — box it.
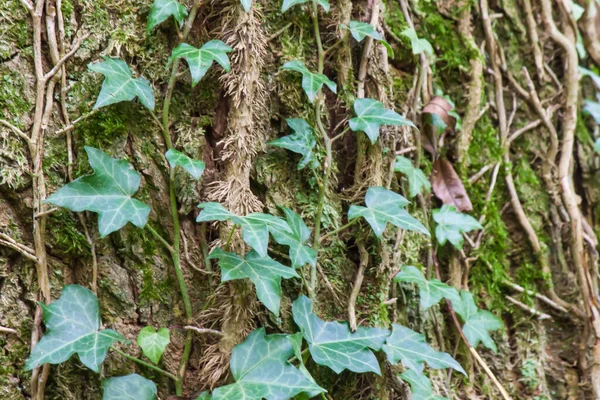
[165,149,205,180]
[400,370,448,400]
[240,0,252,12]
[382,324,465,375]
[102,374,157,400]
[212,328,325,399]
[25,285,125,372]
[432,204,482,249]
[288,332,323,398]
[281,60,337,103]
[595,138,600,154]
[137,327,170,365]
[195,392,212,400]
[169,41,233,87]
[580,67,600,89]
[393,266,460,310]
[281,0,330,13]
[348,186,429,237]
[401,28,434,55]
[209,248,298,316]
[269,207,317,268]
[45,147,151,237]
[584,100,600,124]
[394,156,431,198]
[349,98,416,144]
[453,291,503,352]
[292,295,389,374]
[89,57,155,110]
[270,118,317,170]
[341,20,382,42]
[147,0,187,33]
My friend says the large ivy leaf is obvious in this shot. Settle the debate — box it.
[288,332,323,398]
[209,248,298,316]
[400,370,448,400]
[212,328,324,399]
[349,98,415,144]
[341,20,382,42]
[382,324,465,375]
[89,57,155,110]
[394,156,431,198]
[393,266,460,310]
[240,0,252,12]
[165,149,205,180]
[169,41,233,87]
[292,295,389,374]
[102,374,157,400]
[147,0,187,33]
[454,291,503,352]
[269,207,317,268]
[281,61,337,103]
[25,285,125,372]
[281,0,330,13]
[401,28,434,55]
[270,118,317,170]
[432,204,482,249]
[348,186,429,237]
[45,147,151,237]
[137,327,170,365]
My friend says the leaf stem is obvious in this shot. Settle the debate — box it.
[146,225,175,254]
[111,347,177,381]
[319,219,359,243]
[330,126,350,143]
[224,225,237,250]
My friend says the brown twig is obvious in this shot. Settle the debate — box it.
[505,295,552,320]
[184,326,224,337]
[348,243,368,331]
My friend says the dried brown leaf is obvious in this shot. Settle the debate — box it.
[431,157,473,211]
[421,96,455,157]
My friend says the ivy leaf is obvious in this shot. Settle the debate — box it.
[270,118,317,170]
[281,60,337,103]
[45,147,151,237]
[169,41,233,87]
[595,138,600,154]
[382,324,465,375]
[432,204,482,249]
[288,332,323,398]
[196,202,240,223]
[454,291,503,352]
[209,248,298,316]
[25,285,126,372]
[102,374,157,400]
[341,20,382,42]
[349,98,416,144]
[165,149,205,180]
[240,0,252,12]
[584,100,600,124]
[400,370,448,400]
[580,67,600,89]
[348,186,429,237]
[281,0,330,13]
[292,295,389,375]
[401,28,434,55]
[147,0,187,33]
[394,156,431,198]
[195,392,212,400]
[89,57,155,110]
[137,327,170,365]
[269,207,317,268]
[393,266,460,310]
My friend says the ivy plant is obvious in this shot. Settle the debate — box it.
[394,155,431,198]
[281,0,330,13]
[400,369,448,400]
[281,61,337,103]
[147,0,187,33]
[454,291,503,352]
[394,265,460,310]
[165,149,206,180]
[169,41,233,87]
[433,204,482,249]
[341,20,382,42]
[270,118,318,170]
[137,327,170,364]
[103,374,157,400]
[349,98,415,144]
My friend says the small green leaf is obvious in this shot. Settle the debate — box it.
[45,147,150,237]
[137,327,170,365]
[584,100,600,124]
[270,119,318,170]
[89,57,155,110]
[25,285,125,372]
[102,374,157,400]
[432,204,482,249]
[401,28,434,55]
[293,295,389,374]
[269,207,317,268]
[400,370,448,400]
[240,0,252,12]
[165,149,205,180]
[580,67,600,89]
[348,186,429,237]
[209,248,298,316]
[195,202,240,222]
[383,324,465,375]
[454,291,503,352]
[281,60,336,103]
[394,156,431,198]
[393,266,460,310]
[147,0,188,33]
[281,0,330,13]
[169,41,233,87]
[349,98,416,144]
[195,392,212,400]
[341,20,382,42]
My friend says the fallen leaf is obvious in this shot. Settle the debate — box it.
[431,158,472,211]
[421,96,455,157]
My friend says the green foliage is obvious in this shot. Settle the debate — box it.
[400,369,448,400]
[102,374,157,400]
[401,28,434,55]
[165,149,205,180]
[393,266,460,310]
[433,205,482,249]
[281,61,337,103]
[169,41,233,87]
[341,20,382,42]
[147,0,187,33]
[270,118,318,170]
[349,98,415,144]
[281,0,330,13]
[137,327,170,364]
[269,207,317,268]
[454,291,503,352]
[394,156,431,198]
[584,101,600,124]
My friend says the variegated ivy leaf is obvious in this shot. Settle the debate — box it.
[281,60,337,103]
[169,41,233,87]
[25,285,126,372]
[394,156,431,198]
[209,248,298,316]
[165,149,205,180]
[269,207,317,268]
[270,118,318,170]
[349,98,416,144]
[147,0,187,33]
[211,328,324,399]
[240,0,252,11]
[45,147,151,237]
[432,204,482,249]
[341,20,382,42]
[137,326,170,364]
[348,186,429,237]
[281,0,330,13]
[393,266,460,310]
[382,324,465,375]
[453,290,503,352]
[89,57,155,110]
[401,28,434,55]
[400,370,448,400]
[102,374,157,400]
[292,295,389,375]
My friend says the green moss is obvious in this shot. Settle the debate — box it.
[0,0,29,59]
